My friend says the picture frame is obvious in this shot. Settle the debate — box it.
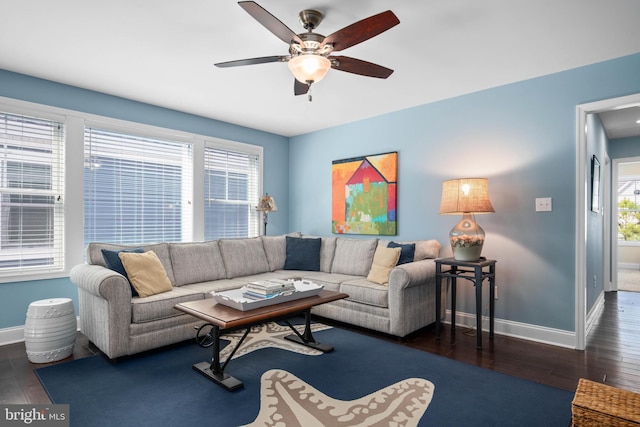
[591,155,601,213]
[331,151,397,235]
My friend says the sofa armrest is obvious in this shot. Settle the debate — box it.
[387,259,438,336]
[70,264,132,358]
[70,264,132,302]
[388,258,436,290]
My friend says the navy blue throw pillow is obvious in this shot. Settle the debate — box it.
[283,236,321,271]
[388,241,416,265]
[102,248,145,296]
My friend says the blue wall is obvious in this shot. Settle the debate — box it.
[609,136,640,159]
[586,114,607,312]
[290,53,640,332]
[0,70,289,329]
[2,52,640,337]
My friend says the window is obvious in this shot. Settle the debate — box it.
[618,177,640,242]
[204,147,260,239]
[84,127,193,246]
[0,111,64,274]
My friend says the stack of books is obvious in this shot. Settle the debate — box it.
[242,279,296,300]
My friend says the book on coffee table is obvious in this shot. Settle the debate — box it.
[245,279,296,295]
[211,280,324,311]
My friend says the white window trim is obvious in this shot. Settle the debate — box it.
[617,169,640,245]
[0,96,264,283]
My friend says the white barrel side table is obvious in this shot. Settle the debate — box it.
[24,298,77,363]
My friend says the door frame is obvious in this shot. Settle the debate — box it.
[576,93,640,350]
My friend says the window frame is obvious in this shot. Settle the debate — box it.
[0,96,264,283]
[617,174,640,246]
[203,140,262,240]
[83,124,195,245]
[0,104,66,281]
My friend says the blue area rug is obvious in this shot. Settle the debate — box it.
[36,326,573,426]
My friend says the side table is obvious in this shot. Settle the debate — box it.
[435,257,496,349]
[24,298,77,363]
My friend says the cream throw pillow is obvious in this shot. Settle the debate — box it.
[367,246,401,285]
[118,250,173,297]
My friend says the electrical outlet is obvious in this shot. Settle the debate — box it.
[535,197,552,212]
[594,275,597,288]
[494,285,498,300]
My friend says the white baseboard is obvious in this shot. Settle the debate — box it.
[586,292,605,337]
[0,317,81,347]
[0,325,27,346]
[1,314,577,349]
[443,310,576,349]
[619,263,640,270]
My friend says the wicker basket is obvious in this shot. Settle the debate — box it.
[572,378,640,426]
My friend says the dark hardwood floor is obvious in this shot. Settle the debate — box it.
[2,290,640,404]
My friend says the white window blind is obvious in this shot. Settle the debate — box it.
[84,127,193,245]
[204,147,260,239]
[0,111,64,274]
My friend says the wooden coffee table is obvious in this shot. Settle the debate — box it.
[175,289,348,391]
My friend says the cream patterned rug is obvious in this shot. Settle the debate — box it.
[219,321,332,363]
[241,369,434,427]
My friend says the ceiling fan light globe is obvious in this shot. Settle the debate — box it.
[288,55,331,84]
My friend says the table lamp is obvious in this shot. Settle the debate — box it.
[438,178,495,261]
[256,194,278,235]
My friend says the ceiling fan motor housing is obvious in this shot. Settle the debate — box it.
[290,33,332,57]
[298,9,323,30]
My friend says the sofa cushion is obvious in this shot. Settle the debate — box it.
[219,237,270,278]
[284,236,321,271]
[300,235,336,272]
[119,251,173,298]
[413,240,441,260]
[169,241,226,286]
[367,246,401,285]
[320,237,337,273]
[102,247,144,296]
[340,278,389,308]
[131,287,204,323]
[261,232,302,271]
[387,241,416,265]
[331,238,378,276]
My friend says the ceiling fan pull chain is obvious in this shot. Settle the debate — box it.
[307,83,313,102]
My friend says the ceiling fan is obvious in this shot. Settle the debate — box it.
[215,1,400,100]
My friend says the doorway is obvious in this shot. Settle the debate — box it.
[613,158,640,293]
[576,93,640,350]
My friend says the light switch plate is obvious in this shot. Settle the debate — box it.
[535,197,552,212]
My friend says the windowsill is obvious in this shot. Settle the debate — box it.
[618,240,640,247]
[0,269,70,284]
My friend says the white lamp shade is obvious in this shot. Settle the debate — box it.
[288,55,331,84]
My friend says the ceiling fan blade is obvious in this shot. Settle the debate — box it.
[215,55,288,68]
[294,79,309,95]
[330,56,394,79]
[239,1,303,45]
[321,10,399,52]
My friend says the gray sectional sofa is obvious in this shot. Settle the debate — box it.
[70,233,441,359]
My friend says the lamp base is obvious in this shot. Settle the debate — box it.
[450,213,485,262]
[451,245,484,262]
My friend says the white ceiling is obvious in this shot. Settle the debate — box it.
[599,106,640,139]
[1,1,640,137]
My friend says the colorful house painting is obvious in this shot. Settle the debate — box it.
[332,152,397,235]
